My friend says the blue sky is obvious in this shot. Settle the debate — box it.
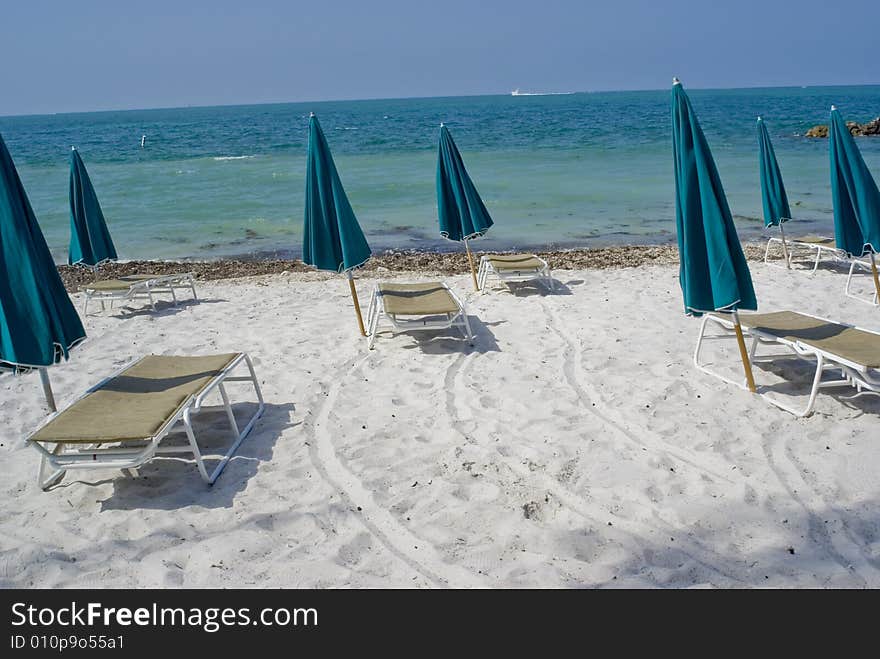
[1,0,875,115]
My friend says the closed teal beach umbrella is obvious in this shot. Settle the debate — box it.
[829,105,880,301]
[436,123,493,290]
[0,132,86,409]
[303,113,371,335]
[757,118,792,227]
[69,147,117,267]
[757,116,793,267]
[671,78,756,391]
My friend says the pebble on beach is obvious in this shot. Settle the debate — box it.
[56,243,771,291]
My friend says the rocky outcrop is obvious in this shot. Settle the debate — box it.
[805,117,880,138]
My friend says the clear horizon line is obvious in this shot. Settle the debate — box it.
[2,82,878,120]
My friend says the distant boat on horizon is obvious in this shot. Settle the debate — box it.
[511,88,576,96]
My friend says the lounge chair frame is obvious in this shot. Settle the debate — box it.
[763,230,844,273]
[27,353,265,489]
[476,254,554,292]
[845,256,880,306]
[81,273,198,315]
[365,282,474,349]
[694,312,880,417]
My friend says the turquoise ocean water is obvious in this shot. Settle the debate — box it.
[1,86,879,263]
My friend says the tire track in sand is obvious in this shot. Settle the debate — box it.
[541,301,875,585]
[443,346,748,585]
[539,300,735,483]
[308,352,485,588]
[755,434,872,585]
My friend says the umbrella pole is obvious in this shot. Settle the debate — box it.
[870,253,880,305]
[779,222,791,269]
[732,311,757,393]
[38,368,57,412]
[347,271,367,336]
[464,239,479,291]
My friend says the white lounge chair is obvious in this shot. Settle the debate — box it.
[477,253,554,292]
[365,282,474,349]
[764,233,844,272]
[27,352,264,489]
[695,310,880,417]
[80,273,198,315]
[845,257,880,306]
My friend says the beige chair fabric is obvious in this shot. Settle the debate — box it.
[792,235,835,245]
[739,311,880,368]
[377,283,461,315]
[80,275,156,293]
[29,353,239,444]
[484,254,546,271]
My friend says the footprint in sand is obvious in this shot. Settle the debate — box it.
[478,395,498,409]
[336,532,374,568]
[453,481,500,503]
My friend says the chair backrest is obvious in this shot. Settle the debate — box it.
[29,353,239,444]
[742,311,880,368]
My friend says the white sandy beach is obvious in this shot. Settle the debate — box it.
[2,261,879,588]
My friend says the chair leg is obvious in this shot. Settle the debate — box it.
[477,261,488,292]
[461,313,475,345]
[200,358,265,484]
[803,354,825,417]
[366,290,380,349]
[182,409,212,483]
[218,383,240,438]
[38,444,66,490]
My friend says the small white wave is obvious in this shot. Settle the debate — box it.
[334,127,359,131]
[213,155,256,161]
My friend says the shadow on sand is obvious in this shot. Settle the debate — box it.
[384,315,502,354]
[480,277,577,297]
[105,297,226,320]
[49,401,297,510]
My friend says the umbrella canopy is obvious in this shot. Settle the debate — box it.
[68,147,117,266]
[672,78,756,392]
[302,114,371,273]
[757,117,792,227]
[829,106,880,257]
[0,132,85,370]
[672,79,756,316]
[436,123,493,242]
[436,123,493,290]
[302,113,371,335]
